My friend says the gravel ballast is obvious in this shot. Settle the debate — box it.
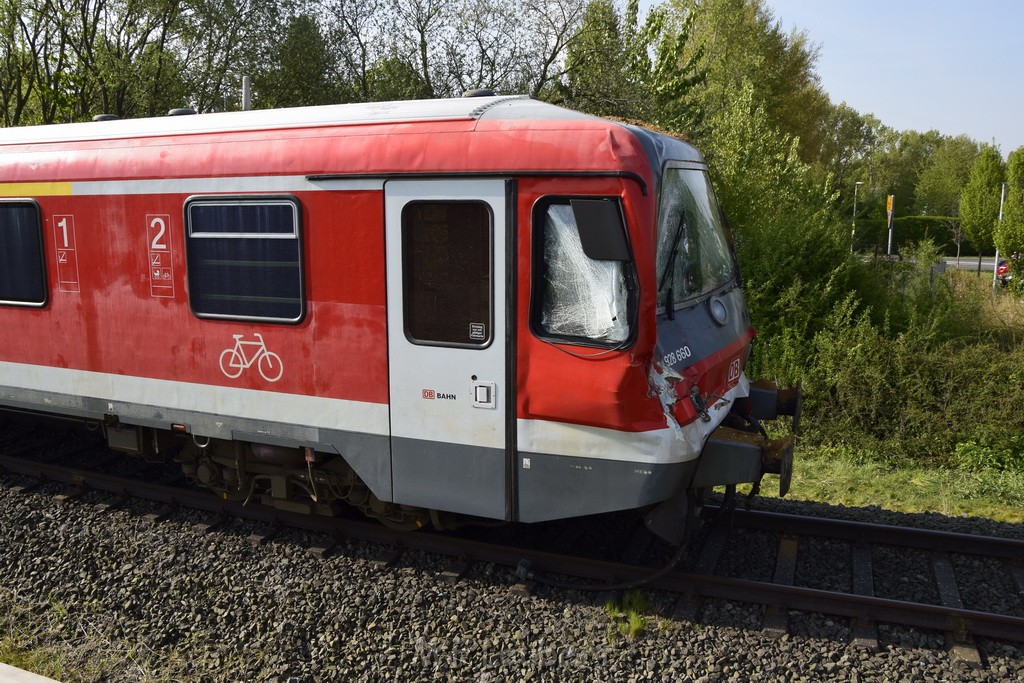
[1,475,1023,682]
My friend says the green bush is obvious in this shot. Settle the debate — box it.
[853,216,968,255]
[702,80,1024,474]
[954,432,1024,473]
[749,244,1024,468]
[1005,258,1024,296]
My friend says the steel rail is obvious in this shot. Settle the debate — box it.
[718,506,1024,559]
[3,452,1024,643]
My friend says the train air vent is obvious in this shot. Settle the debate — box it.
[92,114,120,122]
[461,88,496,98]
[168,108,197,116]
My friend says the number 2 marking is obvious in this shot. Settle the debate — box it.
[146,214,174,298]
[150,217,167,250]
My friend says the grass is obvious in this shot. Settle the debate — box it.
[604,590,650,642]
[948,268,1024,335]
[0,587,187,681]
[0,640,65,680]
[772,445,1024,524]
[0,596,67,680]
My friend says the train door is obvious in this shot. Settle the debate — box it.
[384,179,511,519]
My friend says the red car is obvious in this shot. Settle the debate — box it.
[998,259,1011,287]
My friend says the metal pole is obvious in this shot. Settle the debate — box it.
[887,195,895,256]
[851,181,863,252]
[994,182,1006,291]
[242,76,252,111]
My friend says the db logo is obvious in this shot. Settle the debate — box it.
[422,389,435,399]
[727,358,742,385]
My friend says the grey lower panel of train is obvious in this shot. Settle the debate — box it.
[0,384,712,524]
[516,452,699,522]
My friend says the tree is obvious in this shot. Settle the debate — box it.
[705,81,842,300]
[945,218,967,266]
[560,0,628,116]
[626,0,705,131]
[559,0,704,130]
[439,0,538,95]
[0,0,602,124]
[326,0,385,102]
[322,0,587,102]
[959,145,1006,260]
[18,0,76,124]
[914,135,979,216]
[176,0,286,113]
[817,104,872,189]
[996,147,1024,256]
[0,0,44,125]
[88,0,193,118]
[670,0,829,163]
[816,104,878,220]
[253,14,341,108]
[0,0,280,124]
[364,55,432,101]
[23,0,196,121]
[520,0,589,98]
[861,128,944,219]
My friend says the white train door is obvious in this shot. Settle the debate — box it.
[384,179,510,519]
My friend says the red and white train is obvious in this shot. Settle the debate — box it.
[0,95,798,542]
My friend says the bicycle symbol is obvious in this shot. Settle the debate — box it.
[218,333,284,382]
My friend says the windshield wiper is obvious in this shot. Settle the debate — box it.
[657,214,685,292]
[657,213,688,320]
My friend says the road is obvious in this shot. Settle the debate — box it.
[943,256,1000,273]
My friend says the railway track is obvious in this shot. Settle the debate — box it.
[2,421,1023,667]
[693,505,1024,664]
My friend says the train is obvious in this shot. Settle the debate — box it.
[0,94,799,543]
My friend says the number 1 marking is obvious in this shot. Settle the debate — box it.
[57,216,69,248]
[52,215,80,292]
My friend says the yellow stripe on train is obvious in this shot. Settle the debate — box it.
[0,182,73,196]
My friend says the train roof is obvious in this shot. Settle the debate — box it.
[0,96,534,145]
[0,96,701,157]
[0,96,579,139]
[0,96,705,187]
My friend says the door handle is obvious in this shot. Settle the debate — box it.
[472,381,497,409]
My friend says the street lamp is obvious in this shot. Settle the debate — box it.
[851,181,864,252]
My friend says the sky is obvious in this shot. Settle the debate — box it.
[764,0,1024,156]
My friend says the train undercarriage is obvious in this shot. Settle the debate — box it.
[103,423,461,532]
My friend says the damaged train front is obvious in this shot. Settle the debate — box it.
[643,162,801,544]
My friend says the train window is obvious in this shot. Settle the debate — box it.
[532,199,634,347]
[184,197,304,323]
[0,200,47,307]
[656,167,737,308]
[402,201,492,347]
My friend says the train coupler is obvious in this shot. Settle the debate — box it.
[692,426,796,498]
[735,380,803,432]
[760,433,795,497]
